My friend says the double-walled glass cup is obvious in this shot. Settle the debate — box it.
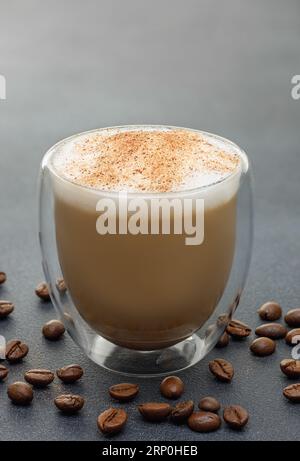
[39,125,253,376]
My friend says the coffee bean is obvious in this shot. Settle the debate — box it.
[54,394,85,414]
[257,301,282,321]
[285,309,300,328]
[138,402,172,422]
[6,339,29,363]
[56,364,83,383]
[188,411,221,432]
[170,400,194,424]
[109,383,139,402]
[209,358,234,382]
[42,319,65,340]
[0,364,9,381]
[223,405,249,429]
[280,359,300,378]
[285,328,300,346]
[255,323,287,339]
[0,300,14,319]
[199,396,221,413]
[97,407,128,435]
[24,369,55,387]
[283,383,300,402]
[0,271,7,284]
[226,319,251,338]
[160,376,184,399]
[56,278,67,293]
[250,337,276,356]
[7,381,33,405]
[215,331,230,348]
[35,282,50,301]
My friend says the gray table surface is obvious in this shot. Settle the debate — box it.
[0,0,299,441]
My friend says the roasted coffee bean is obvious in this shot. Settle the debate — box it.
[199,396,221,413]
[56,364,83,383]
[56,278,67,293]
[24,369,55,387]
[0,271,7,284]
[285,328,300,346]
[7,381,33,405]
[226,319,251,338]
[257,301,282,321]
[209,358,234,382]
[109,383,139,402]
[6,339,29,363]
[42,319,65,340]
[280,359,300,378]
[35,282,50,301]
[170,400,194,424]
[255,323,287,339]
[250,337,276,356]
[54,394,85,414]
[97,407,128,435]
[138,402,172,422]
[223,405,249,429]
[188,411,221,432]
[215,331,230,348]
[283,383,300,402]
[0,300,14,319]
[285,309,300,328]
[0,364,9,381]
[160,376,184,399]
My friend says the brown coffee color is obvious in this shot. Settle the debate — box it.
[42,319,65,340]
[109,383,139,402]
[54,394,85,414]
[170,400,194,423]
[56,364,83,383]
[160,376,184,399]
[199,396,221,413]
[257,302,282,321]
[0,300,14,319]
[56,278,67,293]
[226,319,251,338]
[138,402,172,422]
[6,339,29,363]
[255,323,287,339]
[223,405,249,429]
[0,364,9,381]
[209,358,234,382]
[280,359,300,378]
[0,271,7,284]
[188,411,221,432]
[250,337,276,356]
[283,383,300,402]
[24,369,55,387]
[97,407,128,435]
[7,382,33,405]
[35,282,50,301]
[285,328,300,346]
[216,331,230,348]
[285,309,300,328]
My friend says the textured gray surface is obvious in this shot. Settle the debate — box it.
[0,0,300,441]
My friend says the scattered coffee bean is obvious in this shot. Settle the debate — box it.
[226,319,251,338]
[283,383,300,402]
[0,271,7,284]
[109,383,139,402]
[56,364,83,383]
[160,376,184,399]
[285,328,300,346]
[0,364,9,381]
[56,278,67,293]
[6,339,29,363]
[54,394,85,414]
[170,400,194,424]
[199,396,221,413]
[7,381,33,405]
[216,331,230,348]
[209,358,234,383]
[255,323,287,339]
[138,402,172,422]
[285,309,300,328]
[188,411,221,432]
[250,337,276,356]
[257,301,282,321]
[24,369,55,387]
[223,405,249,429]
[35,282,50,301]
[0,300,14,319]
[97,407,128,435]
[280,359,300,378]
[42,319,65,340]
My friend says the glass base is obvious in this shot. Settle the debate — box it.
[87,334,205,377]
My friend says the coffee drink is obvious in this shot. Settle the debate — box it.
[49,126,244,350]
[109,383,139,402]
[159,376,184,399]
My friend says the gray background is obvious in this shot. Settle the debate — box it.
[0,0,299,441]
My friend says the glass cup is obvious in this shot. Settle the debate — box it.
[38,125,253,377]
